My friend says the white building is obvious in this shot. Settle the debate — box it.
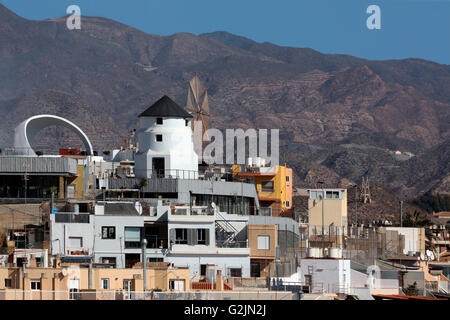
[299,258,351,294]
[134,95,198,179]
[385,227,425,256]
[50,201,251,277]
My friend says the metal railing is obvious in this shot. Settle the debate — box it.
[125,169,200,180]
[145,236,168,249]
[1,147,37,156]
[216,240,248,248]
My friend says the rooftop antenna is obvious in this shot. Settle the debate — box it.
[186,75,210,143]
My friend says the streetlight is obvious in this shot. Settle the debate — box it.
[141,238,147,291]
[317,181,325,255]
[348,184,358,227]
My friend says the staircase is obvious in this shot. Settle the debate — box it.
[215,211,239,247]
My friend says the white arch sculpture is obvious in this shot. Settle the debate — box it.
[13,114,94,156]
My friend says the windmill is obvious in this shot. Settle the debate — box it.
[186,75,210,141]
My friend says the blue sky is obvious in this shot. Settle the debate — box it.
[1,0,449,65]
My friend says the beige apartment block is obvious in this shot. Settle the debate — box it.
[308,189,348,229]
[248,224,278,277]
[0,265,191,300]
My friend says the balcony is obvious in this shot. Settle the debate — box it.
[171,206,213,216]
[216,240,248,248]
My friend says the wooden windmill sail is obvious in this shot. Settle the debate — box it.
[186,75,210,141]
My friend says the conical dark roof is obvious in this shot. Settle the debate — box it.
[138,95,192,118]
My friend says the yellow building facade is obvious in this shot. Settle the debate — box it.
[233,164,293,217]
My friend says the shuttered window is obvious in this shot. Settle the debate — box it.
[69,237,82,248]
[175,229,187,244]
[196,229,210,245]
[125,227,141,248]
[124,227,141,242]
[257,235,270,250]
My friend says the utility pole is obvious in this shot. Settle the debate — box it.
[23,162,29,204]
[400,200,403,227]
[141,238,147,291]
[318,181,325,255]
[354,185,358,226]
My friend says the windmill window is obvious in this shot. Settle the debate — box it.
[156,134,163,142]
[156,118,163,125]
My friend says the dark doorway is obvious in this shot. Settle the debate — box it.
[200,264,207,276]
[152,158,165,177]
[251,262,261,277]
[125,254,140,268]
[16,257,27,268]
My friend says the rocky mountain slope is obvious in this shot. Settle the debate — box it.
[0,4,449,203]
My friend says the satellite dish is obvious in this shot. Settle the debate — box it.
[61,268,68,277]
[211,202,216,209]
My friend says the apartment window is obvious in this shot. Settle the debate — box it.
[125,227,141,248]
[69,237,83,248]
[175,229,187,244]
[257,235,270,250]
[307,266,314,274]
[285,200,290,208]
[101,278,110,290]
[156,134,163,142]
[156,117,163,125]
[326,191,340,199]
[229,268,242,277]
[4,279,12,288]
[69,288,80,300]
[169,279,185,291]
[102,226,116,239]
[123,280,132,292]
[286,175,290,182]
[261,180,274,193]
[197,229,206,245]
[30,280,41,291]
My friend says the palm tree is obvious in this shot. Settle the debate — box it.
[403,210,436,252]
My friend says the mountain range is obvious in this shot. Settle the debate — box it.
[0,4,449,208]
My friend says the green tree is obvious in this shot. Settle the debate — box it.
[139,177,148,189]
[403,210,432,228]
[403,210,436,252]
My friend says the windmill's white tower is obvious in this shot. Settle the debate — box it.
[135,95,198,179]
